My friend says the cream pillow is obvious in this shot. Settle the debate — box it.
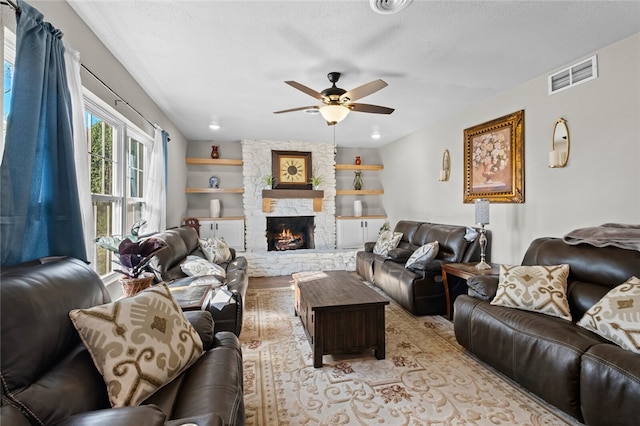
[199,237,232,264]
[491,264,572,320]
[405,241,439,270]
[577,276,640,354]
[69,283,204,407]
[181,256,226,279]
[373,231,403,256]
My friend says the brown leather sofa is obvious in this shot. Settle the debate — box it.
[356,220,489,315]
[454,237,640,425]
[0,257,245,426]
[147,226,248,336]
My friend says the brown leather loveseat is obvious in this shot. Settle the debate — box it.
[454,237,640,425]
[356,220,489,315]
[0,257,245,425]
[148,226,248,336]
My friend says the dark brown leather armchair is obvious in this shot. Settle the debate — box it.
[0,257,245,425]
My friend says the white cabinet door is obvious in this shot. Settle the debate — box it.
[214,219,245,252]
[197,219,244,251]
[362,218,385,244]
[336,219,364,249]
[199,220,215,239]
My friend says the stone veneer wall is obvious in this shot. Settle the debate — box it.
[241,140,355,276]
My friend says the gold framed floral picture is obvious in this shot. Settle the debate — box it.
[463,110,524,203]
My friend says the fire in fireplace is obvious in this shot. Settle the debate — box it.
[266,216,315,251]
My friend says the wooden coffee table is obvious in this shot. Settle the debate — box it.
[292,271,389,368]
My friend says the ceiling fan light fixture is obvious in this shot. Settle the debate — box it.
[319,104,350,124]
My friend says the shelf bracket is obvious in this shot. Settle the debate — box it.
[262,198,275,213]
[313,198,322,212]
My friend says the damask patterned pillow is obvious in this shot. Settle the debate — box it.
[199,237,232,264]
[373,231,403,256]
[490,264,572,320]
[180,256,226,279]
[577,276,640,354]
[405,241,439,270]
[69,283,204,407]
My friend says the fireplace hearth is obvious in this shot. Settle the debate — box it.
[266,216,315,251]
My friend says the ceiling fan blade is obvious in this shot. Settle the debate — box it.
[273,106,319,114]
[341,79,388,102]
[285,81,324,101]
[349,103,395,114]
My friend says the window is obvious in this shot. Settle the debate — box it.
[2,28,16,161]
[85,97,151,277]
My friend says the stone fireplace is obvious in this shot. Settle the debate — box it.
[266,216,314,251]
[240,139,355,276]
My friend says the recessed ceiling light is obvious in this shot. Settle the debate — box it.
[370,0,413,15]
[304,108,320,115]
[371,133,381,140]
[209,123,220,130]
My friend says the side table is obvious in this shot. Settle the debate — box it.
[169,284,213,311]
[441,262,500,320]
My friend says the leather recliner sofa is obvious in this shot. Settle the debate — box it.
[454,237,640,425]
[0,257,245,425]
[356,220,489,315]
[148,226,248,336]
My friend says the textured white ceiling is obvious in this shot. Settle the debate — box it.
[67,0,640,148]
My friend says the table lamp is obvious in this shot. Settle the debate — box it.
[474,198,491,270]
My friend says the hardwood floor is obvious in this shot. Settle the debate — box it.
[248,275,294,289]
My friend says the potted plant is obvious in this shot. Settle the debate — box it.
[263,174,274,189]
[309,175,323,189]
[96,223,166,297]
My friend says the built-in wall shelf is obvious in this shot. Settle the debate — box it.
[335,164,383,171]
[185,216,245,221]
[336,215,387,220]
[186,158,243,166]
[336,189,384,195]
[186,188,244,193]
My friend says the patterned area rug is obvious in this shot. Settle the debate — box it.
[240,282,581,425]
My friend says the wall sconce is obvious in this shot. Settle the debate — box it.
[549,118,570,168]
[439,149,450,181]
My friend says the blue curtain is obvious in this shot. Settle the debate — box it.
[0,0,87,265]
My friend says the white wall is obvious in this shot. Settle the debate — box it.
[24,1,189,228]
[380,33,640,265]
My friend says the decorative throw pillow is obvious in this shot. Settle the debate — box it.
[490,264,572,320]
[577,276,640,354]
[405,241,439,270]
[373,231,403,256]
[69,283,204,408]
[180,256,226,279]
[199,237,232,264]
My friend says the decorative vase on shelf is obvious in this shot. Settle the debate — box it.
[353,200,363,217]
[353,171,363,190]
[355,156,361,165]
[209,176,219,188]
[210,199,221,218]
[210,145,219,159]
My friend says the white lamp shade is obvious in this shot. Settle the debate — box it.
[319,105,350,124]
[474,198,490,225]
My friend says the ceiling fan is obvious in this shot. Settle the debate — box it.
[274,72,394,125]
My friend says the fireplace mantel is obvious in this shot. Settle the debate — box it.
[262,189,324,212]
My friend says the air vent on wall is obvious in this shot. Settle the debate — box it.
[548,55,598,95]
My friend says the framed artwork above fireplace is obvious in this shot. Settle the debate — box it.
[272,150,312,189]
